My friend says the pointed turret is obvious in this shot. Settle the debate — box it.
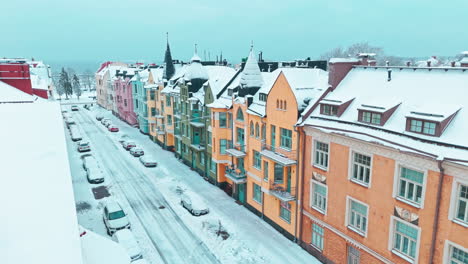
[239,44,263,96]
[185,44,208,93]
[163,32,175,80]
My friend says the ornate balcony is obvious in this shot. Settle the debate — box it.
[269,182,296,202]
[226,143,246,158]
[224,166,247,184]
[260,141,296,166]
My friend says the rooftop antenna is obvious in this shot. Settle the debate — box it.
[166,32,169,45]
[250,40,254,51]
[195,43,198,54]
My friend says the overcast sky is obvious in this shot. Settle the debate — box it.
[2,0,467,66]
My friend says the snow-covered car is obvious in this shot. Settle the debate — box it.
[123,141,136,151]
[108,125,119,132]
[70,125,83,141]
[118,134,130,145]
[111,229,143,262]
[82,154,98,171]
[105,122,114,128]
[139,155,157,167]
[180,191,210,216]
[86,165,105,184]
[129,147,144,157]
[103,201,130,235]
[65,116,76,126]
[101,118,111,126]
[96,114,104,121]
[77,140,91,152]
[71,105,79,111]
[132,259,149,264]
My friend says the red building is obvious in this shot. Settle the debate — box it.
[0,58,33,95]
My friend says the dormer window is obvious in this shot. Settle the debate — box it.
[259,93,267,102]
[408,119,437,136]
[361,111,382,125]
[321,104,338,116]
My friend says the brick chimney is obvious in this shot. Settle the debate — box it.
[328,53,376,91]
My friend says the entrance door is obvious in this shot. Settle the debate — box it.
[238,183,246,203]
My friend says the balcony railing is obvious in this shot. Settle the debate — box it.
[190,141,205,151]
[269,182,296,202]
[260,141,297,166]
[226,142,246,157]
[224,166,247,184]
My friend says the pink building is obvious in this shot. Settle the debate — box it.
[113,68,138,126]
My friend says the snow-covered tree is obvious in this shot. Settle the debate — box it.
[83,69,93,90]
[72,74,82,100]
[59,68,73,99]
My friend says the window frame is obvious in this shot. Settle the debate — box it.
[349,150,373,188]
[388,216,421,263]
[280,128,292,150]
[253,150,261,170]
[407,118,439,136]
[219,112,227,128]
[449,179,468,227]
[346,196,369,237]
[253,183,262,204]
[236,108,244,121]
[311,180,327,215]
[393,164,427,209]
[311,223,324,251]
[220,139,227,154]
[444,240,468,264]
[279,201,291,223]
[321,104,338,116]
[313,140,329,170]
[359,110,382,125]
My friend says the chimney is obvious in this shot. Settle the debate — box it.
[406,61,411,67]
[427,61,431,67]
[116,70,120,75]
[387,69,392,82]
[123,70,127,75]
[451,61,456,67]
[246,95,254,106]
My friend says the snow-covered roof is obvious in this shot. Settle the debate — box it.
[30,74,50,90]
[161,65,188,95]
[0,80,35,103]
[185,52,208,81]
[80,227,130,264]
[303,66,468,161]
[204,66,237,97]
[239,48,263,88]
[329,58,360,63]
[0,101,83,264]
[245,70,280,116]
[149,68,164,84]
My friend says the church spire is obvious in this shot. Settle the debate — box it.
[163,32,175,80]
[239,43,263,95]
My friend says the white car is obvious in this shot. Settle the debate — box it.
[77,141,91,152]
[65,116,75,126]
[139,155,157,167]
[112,229,143,262]
[82,154,98,171]
[86,165,105,184]
[180,191,210,216]
[96,114,104,121]
[123,141,136,151]
[119,134,130,144]
[103,200,131,236]
[129,147,144,157]
[101,118,111,126]
[71,105,79,111]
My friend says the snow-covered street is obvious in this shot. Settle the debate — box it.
[65,105,320,264]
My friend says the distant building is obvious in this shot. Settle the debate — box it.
[95,61,127,110]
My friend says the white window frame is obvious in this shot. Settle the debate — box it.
[311,222,324,251]
[388,216,421,263]
[252,183,262,204]
[310,180,327,215]
[392,163,428,209]
[345,196,369,237]
[444,240,468,264]
[348,150,373,188]
[448,178,468,227]
[313,140,330,171]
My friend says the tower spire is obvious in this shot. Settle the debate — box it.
[163,32,175,80]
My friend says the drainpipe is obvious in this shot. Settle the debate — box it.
[297,125,307,246]
[293,125,301,243]
[429,158,445,264]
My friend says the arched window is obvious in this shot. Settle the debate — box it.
[284,101,287,110]
[280,100,283,109]
[236,108,244,121]
[250,121,254,136]
[261,124,266,140]
[276,99,279,109]
[255,123,260,138]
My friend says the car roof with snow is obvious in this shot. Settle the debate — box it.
[182,191,208,209]
[140,155,155,161]
[105,200,124,212]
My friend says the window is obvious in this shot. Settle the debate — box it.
[280,202,291,223]
[311,182,327,213]
[448,244,468,264]
[409,119,437,136]
[200,153,205,165]
[314,141,329,169]
[210,159,217,173]
[253,150,261,169]
[392,219,419,260]
[151,108,156,117]
[351,152,371,186]
[167,115,172,125]
[455,184,468,224]
[250,121,254,136]
[150,90,155,100]
[253,183,262,203]
[321,104,338,116]
[255,123,260,138]
[311,224,324,251]
[276,99,279,108]
[397,167,425,205]
[361,111,382,125]
[219,113,227,128]
[261,124,266,140]
[348,198,368,235]
[207,132,212,146]
[236,108,244,121]
[284,101,287,110]
[219,139,230,154]
[166,96,171,107]
[347,245,360,264]
[259,93,267,102]
[227,113,232,128]
[274,163,283,183]
[263,161,269,181]
[124,99,127,106]
[280,128,292,149]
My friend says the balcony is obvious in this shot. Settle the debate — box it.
[269,182,296,202]
[226,143,246,158]
[190,141,205,151]
[260,141,296,166]
[224,166,247,184]
[156,126,165,135]
[190,109,204,127]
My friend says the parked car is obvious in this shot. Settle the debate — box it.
[82,154,98,171]
[139,155,157,167]
[123,141,136,150]
[101,118,111,126]
[65,116,75,126]
[105,122,114,128]
[111,229,143,262]
[103,200,130,235]
[129,147,144,157]
[86,165,105,184]
[119,134,130,145]
[77,140,91,152]
[96,114,104,121]
[180,191,209,216]
[108,125,119,132]
[70,125,83,141]
[71,105,79,111]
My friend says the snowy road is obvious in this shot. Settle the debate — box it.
[66,106,320,264]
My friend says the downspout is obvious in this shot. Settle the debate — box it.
[293,125,301,243]
[429,158,445,264]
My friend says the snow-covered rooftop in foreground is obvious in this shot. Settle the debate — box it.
[80,227,130,264]
[0,80,35,103]
[304,66,468,161]
[0,102,83,264]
